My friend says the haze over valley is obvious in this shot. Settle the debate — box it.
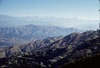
[0,14,98,30]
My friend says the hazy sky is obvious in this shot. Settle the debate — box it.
[0,0,99,20]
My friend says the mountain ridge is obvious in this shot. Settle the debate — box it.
[0,30,99,68]
[0,24,83,47]
[0,30,98,57]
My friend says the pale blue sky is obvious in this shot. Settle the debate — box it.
[0,0,99,20]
